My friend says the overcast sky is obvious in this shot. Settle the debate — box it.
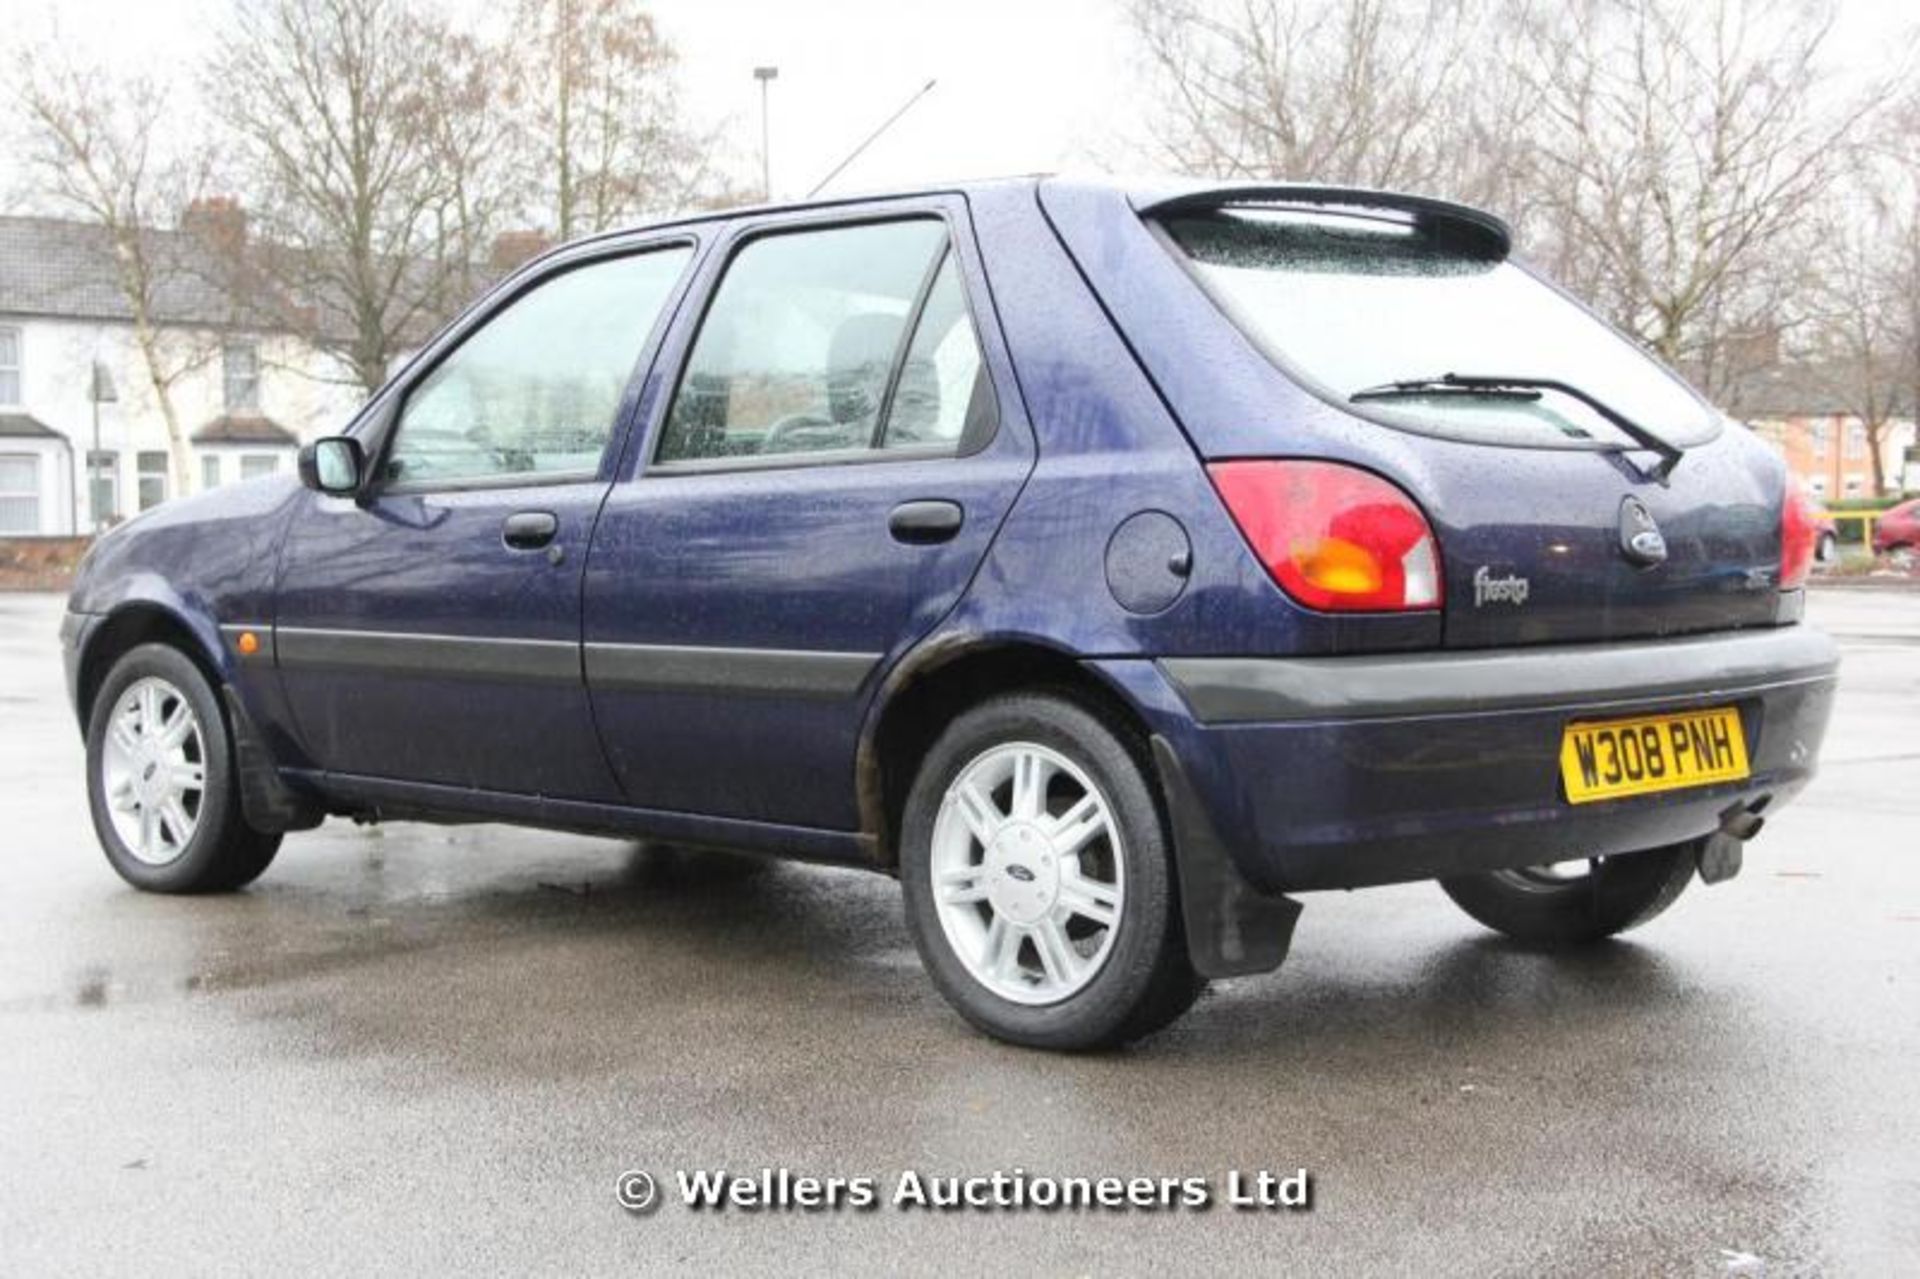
[3,0,1914,208]
[650,0,1145,198]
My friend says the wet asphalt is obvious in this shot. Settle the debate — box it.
[1,588,1915,1276]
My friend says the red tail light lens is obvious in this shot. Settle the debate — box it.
[1208,460,1443,612]
[1780,484,1818,591]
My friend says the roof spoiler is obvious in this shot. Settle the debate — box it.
[1131,184,1512,259]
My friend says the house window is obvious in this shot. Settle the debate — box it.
[87,450,119,525]
[0,326,20,405]
[239,453,279,481]
[1844,475,1865,495]
[201,454,222,491]
[0,453,40,533]
[223,341,260,412]
[1809,421,1830,451]
[137,451,169,510]
[1847,423,1867,457]
[1808,476,1828,497]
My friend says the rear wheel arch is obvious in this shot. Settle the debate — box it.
[859,637,1157,868]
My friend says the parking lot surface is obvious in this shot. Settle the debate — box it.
[2,588,1915,1275]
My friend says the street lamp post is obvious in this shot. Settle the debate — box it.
[753,66,779,201]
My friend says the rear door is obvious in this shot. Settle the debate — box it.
[583,199,1034,830]
[274,241,697,798]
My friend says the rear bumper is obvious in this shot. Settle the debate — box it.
[1104,623,1839,894]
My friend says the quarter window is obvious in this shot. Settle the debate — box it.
[0,326,20,404]
[658,219,990,465]
[0,453,39,533]
[386,247,692,486]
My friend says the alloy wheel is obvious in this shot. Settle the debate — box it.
[99,676,206,866]
[929,741,1125,1006]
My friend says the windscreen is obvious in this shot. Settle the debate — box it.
[1161,206,1720,452]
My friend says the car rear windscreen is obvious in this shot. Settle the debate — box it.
[1159,206,1720,452]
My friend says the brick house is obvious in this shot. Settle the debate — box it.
[1735,365,1917,500]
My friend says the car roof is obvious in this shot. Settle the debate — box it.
[571,174,1049,246]
[562,175,1512,256]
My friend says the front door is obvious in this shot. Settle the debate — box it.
[274,242,697,799]
[584,203,1035,830]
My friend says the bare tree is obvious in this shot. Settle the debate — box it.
[513,0,716,239]
[1514,0,1873,397]
[1128,0,1517,200]
[13,51,217,496]
[1895,93,1920,489]
[1805,185,1914,495]
[415,22,526,305]
[1810,87,1920,495]
[206,0,479,394]
[1127,0,1888,413]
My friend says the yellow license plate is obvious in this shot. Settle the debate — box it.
[1559,707,1750,804]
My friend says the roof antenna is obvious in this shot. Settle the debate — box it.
[806,79,938,199]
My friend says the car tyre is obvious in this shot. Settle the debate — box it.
[900,692,1203,1050]
[1438,843,1696,948]
[86,643,281,893]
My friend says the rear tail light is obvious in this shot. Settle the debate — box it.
[1779,484,1818,591]
[1208,460,1443,612]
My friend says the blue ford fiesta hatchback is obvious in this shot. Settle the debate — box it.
[62,180,1838,1049]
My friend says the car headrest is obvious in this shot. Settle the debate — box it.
[827,312,906,424]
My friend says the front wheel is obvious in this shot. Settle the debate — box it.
[1439,843,1697,948]
[899,693,1203,1050]
[85,643,281,893]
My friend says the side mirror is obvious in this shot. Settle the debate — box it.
[298,436,365,497]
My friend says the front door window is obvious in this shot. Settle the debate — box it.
[384,247,692,487]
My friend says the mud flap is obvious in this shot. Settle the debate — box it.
[222,688,324,833]
[1150,735,1301,979]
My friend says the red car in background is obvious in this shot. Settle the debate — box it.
[1872,497,1920,559]
[1795,481,1837,564]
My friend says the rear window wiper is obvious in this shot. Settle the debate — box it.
[1350,373,1684,481]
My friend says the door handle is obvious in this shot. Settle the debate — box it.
[888,500,964,545]
[502,510,559,550]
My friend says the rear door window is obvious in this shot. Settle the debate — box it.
[656,219,994,465]
[1161,207,1719,452]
